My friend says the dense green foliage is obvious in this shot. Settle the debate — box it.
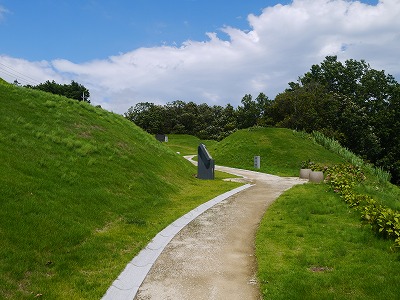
[256,161,400,299]
[124,93,270,141]
[0,81,240,298]
[270,56,400,184]
[25,80,90,103]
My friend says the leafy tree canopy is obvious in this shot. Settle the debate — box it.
[124,94,272,141]
[270,56,400,184]
[26,80,90,103]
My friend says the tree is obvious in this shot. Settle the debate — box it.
[222,103,237,131]
[125,99,242,141]
[373,85,400,184]
[124,102,166,134]
[270,81,341,135]
[301,56,369,97]
[270,55,400,184]
[236,94,259,129]
[254,93,273,126]
[27,80,90,103]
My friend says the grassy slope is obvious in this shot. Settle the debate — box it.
[356,179,400,211]
[210,127,345,176]
[163,134,218,156]
[0,81,240,299]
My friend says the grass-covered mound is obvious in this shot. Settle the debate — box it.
[163,134,218,156]
[0,80,240,299]
[210,127,345,176]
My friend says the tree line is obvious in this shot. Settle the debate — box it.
[124,93,270,141]
[125,56,400,185]
[25,80,90,103]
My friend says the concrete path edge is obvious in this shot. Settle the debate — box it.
[102,183,253,300]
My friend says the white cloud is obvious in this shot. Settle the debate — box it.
[0,56,65,86]
[1,0,400,114]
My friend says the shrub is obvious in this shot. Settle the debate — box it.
[300,159,328,172]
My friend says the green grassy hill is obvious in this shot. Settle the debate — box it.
[163,134,218,156]
[0,80,240,299]
[210,127,345,176]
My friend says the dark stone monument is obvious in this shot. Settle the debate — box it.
[197,143,215,180]
[155,134,168,142]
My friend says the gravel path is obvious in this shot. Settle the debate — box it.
[134,157,306,300]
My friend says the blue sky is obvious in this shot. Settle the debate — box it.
[1,0,297,62]
[0,0,396,113]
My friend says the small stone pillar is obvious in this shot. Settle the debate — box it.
[254,156,260,169]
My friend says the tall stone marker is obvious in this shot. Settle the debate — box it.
[197,143,215,180]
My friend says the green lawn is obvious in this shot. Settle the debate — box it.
[256,183,400,299]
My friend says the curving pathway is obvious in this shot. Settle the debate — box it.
[103,156,307,300]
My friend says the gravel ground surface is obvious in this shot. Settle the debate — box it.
[134,157,306,300]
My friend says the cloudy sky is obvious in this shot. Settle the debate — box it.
[1,0,399,114]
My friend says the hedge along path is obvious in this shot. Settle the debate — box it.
[132,156,307,300]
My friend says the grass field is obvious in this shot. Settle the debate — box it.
[256,183,400,299]
[0,81,241,299]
